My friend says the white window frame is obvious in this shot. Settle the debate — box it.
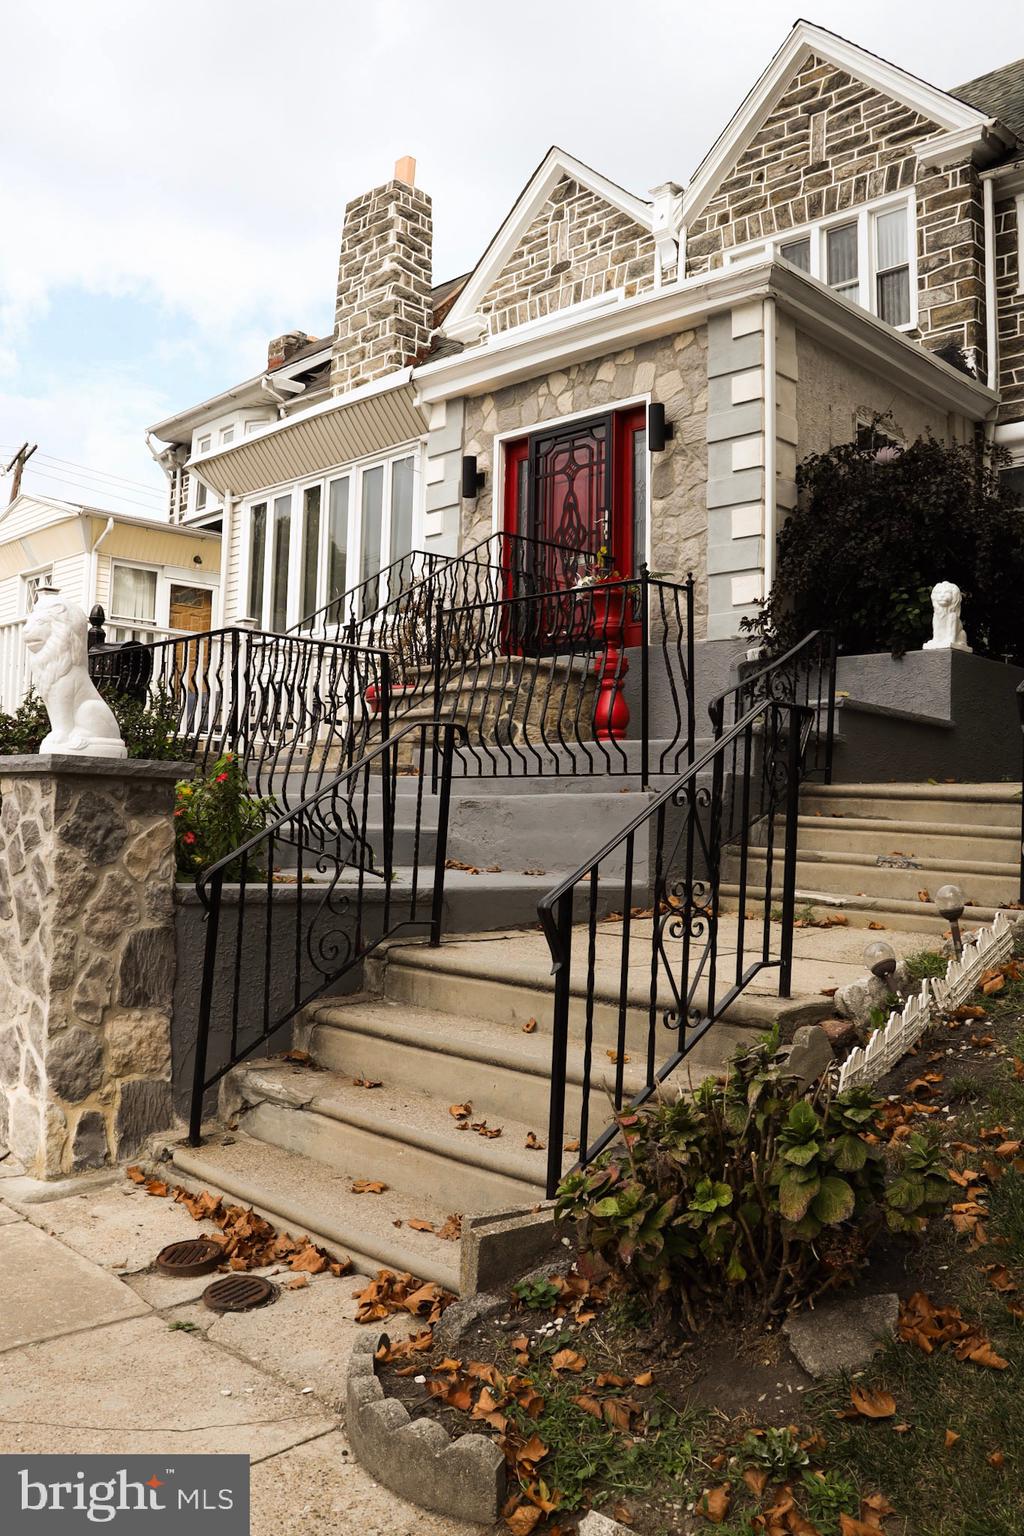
[725,192,918,331]
[240,445,424,631]
[108,560,218,636]
[20,566,54,615]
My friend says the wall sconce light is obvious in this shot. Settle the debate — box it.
[648,401,674,452]
[461,455,485,499]
[936,883,966,958]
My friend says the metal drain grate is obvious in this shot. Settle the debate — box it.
[202,1274,277,1313]
[155,1238,225,1278]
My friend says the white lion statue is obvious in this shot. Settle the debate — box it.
[23,593,127,758]
[923,580,971,653]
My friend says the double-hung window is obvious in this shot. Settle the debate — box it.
[752,196,914,330]
[244,450,419,632]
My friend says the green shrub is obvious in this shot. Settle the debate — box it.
[555,1036,950,1326]
[755,435,1024,660]
[174,752,275,881]
[0,685,185,761]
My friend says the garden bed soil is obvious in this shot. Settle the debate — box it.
[369,955,1024,1536]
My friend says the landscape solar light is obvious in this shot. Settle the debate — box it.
[863,939,897,981]
[936,883,966,958]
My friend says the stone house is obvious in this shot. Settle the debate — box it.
[148,20,1022,666]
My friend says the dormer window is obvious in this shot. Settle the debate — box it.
[729,194,915,331]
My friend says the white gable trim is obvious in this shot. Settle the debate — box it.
[682,20,993,229]
[443,147,652,340]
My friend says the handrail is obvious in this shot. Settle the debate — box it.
[1017,679,1024,903]
[708,628,837,787]
[537,695,810,1198]
[188,717,466,1145]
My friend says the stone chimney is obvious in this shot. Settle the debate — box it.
[267,331,313,371]
[330,158,433,396]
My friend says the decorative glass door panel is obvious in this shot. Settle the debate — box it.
[526,415,609,591]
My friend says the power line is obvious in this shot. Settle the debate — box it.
[29,450,167,496]
[22,467,168,515]
[29,458,165,504]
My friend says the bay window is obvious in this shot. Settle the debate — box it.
[244,449,419,632]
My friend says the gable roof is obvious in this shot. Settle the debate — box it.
[682,19,1011,227]
[952,57,1024,140]
[442,146,652,340]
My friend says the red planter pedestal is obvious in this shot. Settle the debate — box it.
[590,585,630,741]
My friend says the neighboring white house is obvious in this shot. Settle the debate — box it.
[0,494,220,712]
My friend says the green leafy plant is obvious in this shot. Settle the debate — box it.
[512,1275,562,1311]
[753,434,1024,661]
[556,1039,950,1326]
[0,685,184,761]
[174,752,275,881]
[799,1467,859,1528]
[736,1427,809,1482]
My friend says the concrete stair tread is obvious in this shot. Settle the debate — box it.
[796,813,1017,842]
[778,846,1017,877]
[721,883,1006,933]
[802,781,1021,802]
[231,1059,556,1193]
[168,1133,462,1291]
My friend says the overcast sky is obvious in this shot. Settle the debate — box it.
[2,0,1022,517]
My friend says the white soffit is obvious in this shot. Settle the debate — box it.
[682,20,993,228]
[191,383,427,498]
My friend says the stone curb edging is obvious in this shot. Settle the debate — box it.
[346,1329,506,1524]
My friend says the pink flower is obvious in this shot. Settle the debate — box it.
[216,772,229,783]
[184,832,196,845]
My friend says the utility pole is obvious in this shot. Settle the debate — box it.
[4,442,38,505]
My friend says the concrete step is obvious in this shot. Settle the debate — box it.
[373,935,830,1038]
[223,1059,557,1216]
[298,993,701,1132]
[166,1132,461,1291]
[728,849,1017,907]
[801,782,1021,828]
[794,815,1018,863]
[720,883,1005,935]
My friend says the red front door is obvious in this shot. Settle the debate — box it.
[503,405,646,640]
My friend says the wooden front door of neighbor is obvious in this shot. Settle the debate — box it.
[169,584,214,635]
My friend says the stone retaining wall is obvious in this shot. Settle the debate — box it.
[0,756,185,1176]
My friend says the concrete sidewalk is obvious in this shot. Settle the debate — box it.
[0,1158,485,1536]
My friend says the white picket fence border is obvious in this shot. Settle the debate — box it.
[835,909,1015,1093]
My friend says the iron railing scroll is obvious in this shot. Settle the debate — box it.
[537,699,809,1199]
[187,719,464,1145]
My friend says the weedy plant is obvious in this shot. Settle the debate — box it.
[174,752,275,881]
[555,1034,950,1327]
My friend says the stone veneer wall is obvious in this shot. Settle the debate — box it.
[0,758,182,1177]
[331,178,433,396]
[685,55,986,368]
[995,194,1024,423]
[460,329,709,632]
[476,176,657,337]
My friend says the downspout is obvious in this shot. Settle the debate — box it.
[89,515,116,614]
[762,296,777,598]
[218,489,234,628]
[983,173,998,392]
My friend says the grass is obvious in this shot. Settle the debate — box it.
[903,948,949,982]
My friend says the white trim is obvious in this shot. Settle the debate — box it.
[763,296,776,595]
[1017,194,1024,294]
[724,191,918,331]
[415,257,996,421]
[682,20,993,229]
[444,147,652,336]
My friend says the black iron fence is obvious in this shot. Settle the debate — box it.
[708,629,837,784]
[89,625,392,814]
[187,719,463,1144]
[537,698,808,1198]
[1017,678,1024,903]
[433,571,695,781]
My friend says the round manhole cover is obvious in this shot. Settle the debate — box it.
[202,1275,278,1313]
[155,1238,225,1278]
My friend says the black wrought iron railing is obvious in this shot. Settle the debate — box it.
[537,698,808,1198]
[433,571,695,781]
[708,629,837,784]
[89,625,391,814]
[187,719,463,1144]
